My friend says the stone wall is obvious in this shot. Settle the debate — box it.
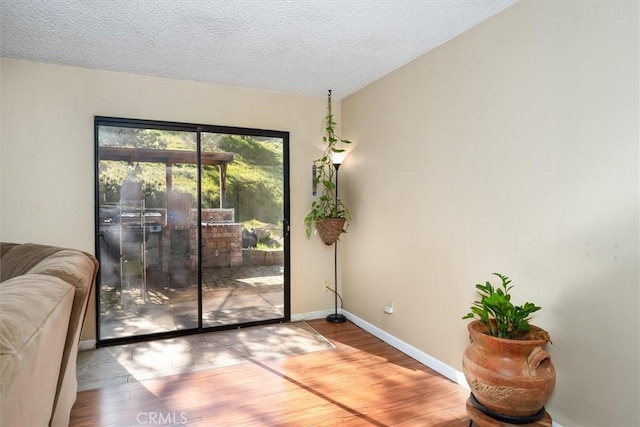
[242,249,284,266]
[199,208,235,223]
[196,223,243,268]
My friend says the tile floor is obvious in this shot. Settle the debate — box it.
[76,321,334,391]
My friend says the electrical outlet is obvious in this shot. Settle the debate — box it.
[323,280,330,293]
[384,301,394,314]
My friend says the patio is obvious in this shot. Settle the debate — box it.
[99,265,284,340]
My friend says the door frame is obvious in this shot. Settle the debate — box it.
[94,116,290,347]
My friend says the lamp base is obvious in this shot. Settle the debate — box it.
[326,313,347,323]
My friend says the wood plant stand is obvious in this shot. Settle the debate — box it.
[466,398,552,427]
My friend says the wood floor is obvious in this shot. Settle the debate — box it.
[70,320,471,426]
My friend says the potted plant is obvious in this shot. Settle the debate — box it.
[304,90,351,246]
[462,273,555,422]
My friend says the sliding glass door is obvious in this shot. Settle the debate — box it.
[95,118,289,344]
[199,132,287,328]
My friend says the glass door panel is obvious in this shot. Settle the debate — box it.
[97,124,199,340]
[96,118,289,344]
[200,132,285,327]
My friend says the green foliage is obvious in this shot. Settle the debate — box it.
[304,90,351,237]
[98,162,127,202]
[198,134,283,222]
[218,135,281,167]
[462,273,541,339]
[98,126,193,150]
[227,157,283,223]
[98,128,284,224]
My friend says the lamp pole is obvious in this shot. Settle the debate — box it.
[326,161,347,323]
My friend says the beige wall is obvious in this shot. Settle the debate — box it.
[341,2,638,426]
[0,59,341,341]
[1,2,638,425]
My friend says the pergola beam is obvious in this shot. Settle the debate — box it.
[99,146,234,206]
[98,146,233,165]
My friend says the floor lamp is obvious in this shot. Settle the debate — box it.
[326,155,347,323]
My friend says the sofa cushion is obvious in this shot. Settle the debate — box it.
[0,274,74,426]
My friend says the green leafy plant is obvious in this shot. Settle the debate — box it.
[304,90,351,237]
[463,273,541,339]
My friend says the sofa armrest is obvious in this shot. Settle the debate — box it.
[1,242,99,426]
[0,275,74,426]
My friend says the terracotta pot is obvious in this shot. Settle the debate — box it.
[462,320,556,418]
[315,218,346,246]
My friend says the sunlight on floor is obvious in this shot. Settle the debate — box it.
[77,322,334,391]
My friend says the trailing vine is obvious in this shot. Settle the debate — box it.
[304,90,351,237]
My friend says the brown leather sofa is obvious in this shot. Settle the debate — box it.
[0,242,98,426]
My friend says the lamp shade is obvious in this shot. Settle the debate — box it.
[331,151,348,165]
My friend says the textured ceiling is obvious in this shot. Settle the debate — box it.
[0,0,515,99]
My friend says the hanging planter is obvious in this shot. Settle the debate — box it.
[315,217,346,246]
[304,90,351,245]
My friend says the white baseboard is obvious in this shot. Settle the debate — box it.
[78,339,96,351]
[341,309,468,388]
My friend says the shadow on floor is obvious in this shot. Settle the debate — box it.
[77,321,334,391]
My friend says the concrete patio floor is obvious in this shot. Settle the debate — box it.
[99,265,284,340]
